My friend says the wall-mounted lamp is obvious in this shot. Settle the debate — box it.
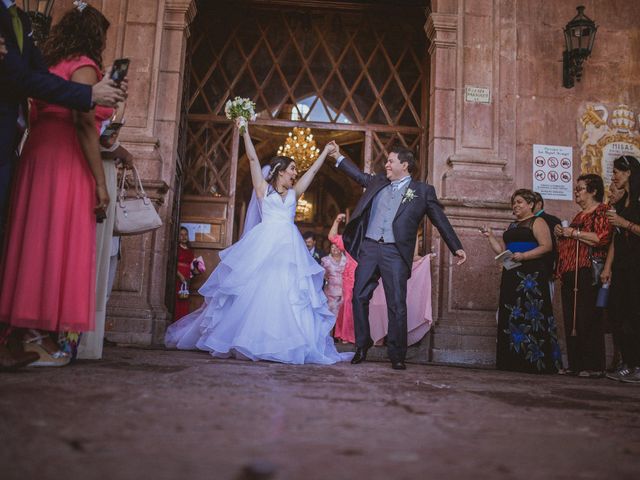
[563,6,597,89]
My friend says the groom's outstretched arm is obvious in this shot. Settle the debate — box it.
[423,185,464,255]
[335,155,373,188]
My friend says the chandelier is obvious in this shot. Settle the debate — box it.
[295,194,313,223]
[277,127,319,172]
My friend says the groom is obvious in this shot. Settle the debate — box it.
[331,146,466,370]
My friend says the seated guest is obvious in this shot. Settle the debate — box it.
[303,231,325,264]
[327,214,356,343]
[554,174,612,377]
[603,156,640,383]
[0,4,115,366]
[480,189,561,374]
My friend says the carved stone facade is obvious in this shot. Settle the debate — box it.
[47,0,640,364]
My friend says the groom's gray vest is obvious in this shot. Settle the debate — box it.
[365,181,408,243]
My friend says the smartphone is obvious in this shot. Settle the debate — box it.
[110,58,130,85]
[100,122,124,148]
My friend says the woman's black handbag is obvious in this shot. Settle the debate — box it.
[588,247,604,286]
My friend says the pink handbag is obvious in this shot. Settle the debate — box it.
[114,166,162,236]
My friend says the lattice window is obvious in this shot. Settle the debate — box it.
[187,5,426,127]
[184,1,428,197]
[183,122,234,196]
[371,131,421,172]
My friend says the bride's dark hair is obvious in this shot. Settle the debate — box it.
[266,156,295,189]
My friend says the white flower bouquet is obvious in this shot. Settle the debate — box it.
[225,96,257,134]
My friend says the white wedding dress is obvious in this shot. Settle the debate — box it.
[165,188,352,364]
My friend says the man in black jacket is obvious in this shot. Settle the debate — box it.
[332,146,466,369]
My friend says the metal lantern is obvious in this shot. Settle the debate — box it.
[563,5,597,89]
[20,0,56,45]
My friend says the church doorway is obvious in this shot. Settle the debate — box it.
[177,0,430,309]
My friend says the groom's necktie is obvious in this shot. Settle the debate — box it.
[9,5,24,53]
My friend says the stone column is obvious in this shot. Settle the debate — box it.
[425,0,516,365]
[106,0,197,345]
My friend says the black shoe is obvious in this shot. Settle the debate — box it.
[351,342,373,364]
[391,360,406,370]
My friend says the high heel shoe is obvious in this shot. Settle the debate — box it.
[23,330,70,367]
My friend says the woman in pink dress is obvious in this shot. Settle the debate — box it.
[321,244,346,316]
[328,213,357,343]
[0,5,113,366]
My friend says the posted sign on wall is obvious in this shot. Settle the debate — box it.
[532,144,573,201]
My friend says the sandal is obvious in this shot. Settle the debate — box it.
[23,330,70,368]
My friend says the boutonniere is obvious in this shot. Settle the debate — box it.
[402,188,417,204]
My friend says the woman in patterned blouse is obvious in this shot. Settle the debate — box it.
[554,174,612,378]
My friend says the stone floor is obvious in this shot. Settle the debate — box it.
[1,347,639,480]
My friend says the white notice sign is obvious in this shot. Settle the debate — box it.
[532,144,573,201]
[465,86,491,104]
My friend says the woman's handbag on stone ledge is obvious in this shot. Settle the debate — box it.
[114,165,163,235]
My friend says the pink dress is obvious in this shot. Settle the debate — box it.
[329,235,357,343]
[0,56,113,333]
[321,253,346,316]
[369,255,433,346]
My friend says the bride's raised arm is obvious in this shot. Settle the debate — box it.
[238,119,268,198]
[294,141,336,198]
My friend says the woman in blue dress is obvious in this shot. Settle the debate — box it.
[481,189,561,373]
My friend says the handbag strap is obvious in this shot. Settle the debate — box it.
[130,165,148,198]
[118,167,128,205]
[118,166,150,204]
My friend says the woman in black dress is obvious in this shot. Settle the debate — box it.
[602,156,640,383]
[481,189,561,373]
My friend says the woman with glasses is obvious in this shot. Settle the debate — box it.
[602,155,640,383]
[554,174,612,378]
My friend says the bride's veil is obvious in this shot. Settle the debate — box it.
[241,165,271,239]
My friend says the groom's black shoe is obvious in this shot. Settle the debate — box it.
[351,342,373,364]
[391,360,406,370]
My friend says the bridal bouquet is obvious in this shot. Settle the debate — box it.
[225,96,256,134]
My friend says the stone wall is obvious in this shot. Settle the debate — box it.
[426,0,640,365]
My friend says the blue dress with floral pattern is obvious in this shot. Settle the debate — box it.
[496,217,561,374]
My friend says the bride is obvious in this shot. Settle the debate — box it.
[165,119,352,364]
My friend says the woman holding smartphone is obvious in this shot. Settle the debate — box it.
[0,4,114,366]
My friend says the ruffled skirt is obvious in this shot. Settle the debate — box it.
[165,220,352,364]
